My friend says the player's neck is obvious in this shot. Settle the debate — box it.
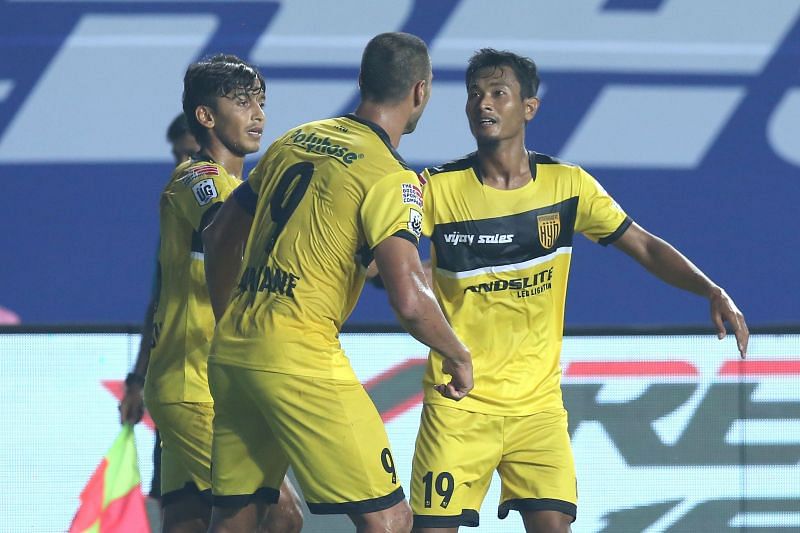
[353,102,406,149]
[476,141,532,190]
[199,145,245,179]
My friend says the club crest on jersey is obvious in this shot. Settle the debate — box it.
[192,178,218,206]
[401,183,423,208]
[408,209,422,238]
[537,213,560,249]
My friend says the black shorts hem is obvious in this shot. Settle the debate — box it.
[212,487,280,508]
[498,498,576,522]
[413,509,479,528]
[161,482,212,507]
[308,487,405,515]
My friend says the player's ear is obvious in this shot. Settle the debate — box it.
[524,97,540,122]
[196,105,215,130]
[413,79,427,107]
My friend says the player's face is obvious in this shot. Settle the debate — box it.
[171,132,200,165]
[466,65,537,146]
[211,85,266,157]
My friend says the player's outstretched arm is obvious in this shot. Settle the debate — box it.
[374,236,473,400]
[119,298,155,424]
[202,195,253,322]
[613,222,749,358]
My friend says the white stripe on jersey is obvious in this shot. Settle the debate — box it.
[435,246,572,280]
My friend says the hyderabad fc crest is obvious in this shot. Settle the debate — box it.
[537,212,561,249]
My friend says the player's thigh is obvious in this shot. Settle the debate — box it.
[208,363,289,506]
[261,373,405,514]
[148,401,214,500]
[497,409,577,522]
[411,404,502,529]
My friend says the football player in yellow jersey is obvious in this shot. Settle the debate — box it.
[202,33,473,533]
[119,55,302,533]
[409,49,750,533]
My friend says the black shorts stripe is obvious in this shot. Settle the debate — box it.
[498,497,577,521]
[212,486,280,508]
[307,486,405,515]
[161,482,212,507]
[413,509,480,528]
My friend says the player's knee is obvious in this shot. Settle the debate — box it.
[352,500,412,533]
[264,501,303,533]
[522,509,572,533]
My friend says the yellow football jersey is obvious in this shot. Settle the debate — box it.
[144,159,241,404]
[210,115,424,380]
[421,152,631,416]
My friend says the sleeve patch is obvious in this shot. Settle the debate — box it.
[192,178,219,206]
[178,164,219,184]
[401,183,423,208]
[408,209,423,238]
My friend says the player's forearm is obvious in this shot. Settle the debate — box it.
[131,299,156,377]
[635,235,719,298]
[203,228,244,322]
[393,290,471,364]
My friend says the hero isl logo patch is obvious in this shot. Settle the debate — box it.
[401,183,423,208]
[408,209,422,238]
[537,212,561,249]
[192,178,218,206]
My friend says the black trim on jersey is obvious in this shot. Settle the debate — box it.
[307,486,405,515]
[432,197,578,273]
[190,229,204,254]
[199,202,223,233]
[233,181,258,217]
[413,509,480,528]
[390,230,419,247]
[497,498,576,521]
[427,151,565,184]
[343,114,409,169]
[598,216,633,246]
[212,487,280,508]
[426,152,478,177]
[161,482,212,507]
[356,243,374,268]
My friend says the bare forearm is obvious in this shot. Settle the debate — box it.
[132,299,156,377]
[204,239,243,322]
[635,236,719,297]
[394,287,471,364]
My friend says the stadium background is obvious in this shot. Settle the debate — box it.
[1,0,798,531]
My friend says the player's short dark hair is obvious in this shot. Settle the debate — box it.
[166,113,191,143]
[182,54,265,142]
[359,32,431,103]
[466,48,539,99]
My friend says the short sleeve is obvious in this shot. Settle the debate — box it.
[420,168,435,238]
[172,166,240,231]
[360,170,425,249]
[573,166,631,245]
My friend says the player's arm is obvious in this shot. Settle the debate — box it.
[374,236,473,400]
[202,184,254,322]
[119,297,154,425]
[613,222,748,357]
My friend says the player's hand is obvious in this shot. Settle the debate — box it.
[119,385,145,425]
[434,358,473,401]
[709,287,748,359]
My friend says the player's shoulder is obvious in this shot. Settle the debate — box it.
[531,151,575,168]
[172,159,229,188]
[425,152,478,179]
